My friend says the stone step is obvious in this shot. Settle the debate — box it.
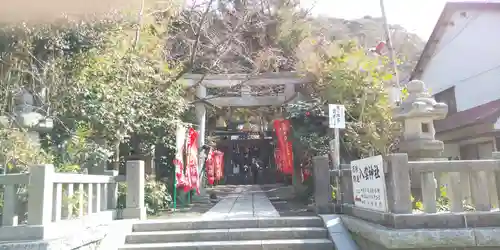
[126,227,328,244]
[119,239,334,250]
[132,216,324,232]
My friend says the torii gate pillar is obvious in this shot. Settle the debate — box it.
[195,85,207,151]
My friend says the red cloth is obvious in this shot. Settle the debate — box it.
[375,41,385,55]
[302,167,311,182]
[185,128,200,194]
[274,119,294,175]
[205,149,215,185]
[274,149,282,172]
[220,152,224,181]
[173,126,188,188]
[214,151,224,181]
[283,120,294,175]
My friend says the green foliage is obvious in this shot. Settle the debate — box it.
[291,42,399,157]
[117,178,172,216]
[0,10,188,170]
[286,100,330,156]
[411,185,476,213]
[411,194,423,211]
[312,43,398,157]
[330,185,337,200]
[0,126,52,173]
[144,178,172,215]
[436,185,450,212]
[45,123,112,172]
[0,11,182,217]
[64,189,88,217]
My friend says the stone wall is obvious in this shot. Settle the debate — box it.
[341,215,500,250]
[351,233,500,250]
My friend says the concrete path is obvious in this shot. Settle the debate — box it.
[202,185,280,219]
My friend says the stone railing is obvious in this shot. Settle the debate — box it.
[0,160,146,241]
[388,152,500,215]
[313,152,500,228]
[313,153,500,249]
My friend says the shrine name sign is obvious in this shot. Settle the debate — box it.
[351,155,388,212]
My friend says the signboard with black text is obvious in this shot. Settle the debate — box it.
[328,104,346,129]
[351,155,388,212]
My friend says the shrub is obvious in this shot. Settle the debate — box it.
[117,178,172,216]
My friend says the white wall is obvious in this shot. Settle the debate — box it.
[421,10,500,112]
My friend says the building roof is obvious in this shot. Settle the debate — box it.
[435,98,500,132]
[410,1,500,80]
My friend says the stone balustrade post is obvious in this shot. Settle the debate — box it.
[122,160,146,220]
[494,152,500,208]
[27,164,55,225]
[385,154,412,214]
[104,170,119,210]
[2,185,18,226]
[339,164,354,205]
[312,155,331,213]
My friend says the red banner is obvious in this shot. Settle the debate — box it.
[219,152,224,181]
[282,119,294,175]
[274,149,281,172]
[274,119,294,175]
[185,127,200,194]
[214,151,224,181]
[174,126,188,188]
[205,149,215,185]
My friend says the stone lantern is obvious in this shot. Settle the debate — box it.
[392,80,448,199]
[12,89,54,148]
[393,80,448,159]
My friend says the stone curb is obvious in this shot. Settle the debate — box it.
[340,215,500,248]
[319,214,359,250]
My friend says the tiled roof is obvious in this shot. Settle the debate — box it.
[435,99,500,132]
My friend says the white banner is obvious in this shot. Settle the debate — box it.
[328,104,346,129]
[351,155,388,212]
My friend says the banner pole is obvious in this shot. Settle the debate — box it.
[173,170,177,211]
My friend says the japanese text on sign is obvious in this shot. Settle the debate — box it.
[328,104,345,129]
[351,155,388,212]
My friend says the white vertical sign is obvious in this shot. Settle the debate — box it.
[351,155,388,212]
[328,104,346,129]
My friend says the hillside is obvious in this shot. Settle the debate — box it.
[309,15,426,80]
[169,0,426,79]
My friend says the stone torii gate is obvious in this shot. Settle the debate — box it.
[182,72,313,186]
[183,72,314,149]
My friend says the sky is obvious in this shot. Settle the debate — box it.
[0,0,489,40]
[300,0,488,40]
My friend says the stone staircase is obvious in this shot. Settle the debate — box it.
[119,216,334,250]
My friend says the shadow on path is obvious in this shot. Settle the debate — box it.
[152,185,241,219]
[260,184,316,217]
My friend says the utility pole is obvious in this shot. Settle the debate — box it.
[379,0,401,105]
